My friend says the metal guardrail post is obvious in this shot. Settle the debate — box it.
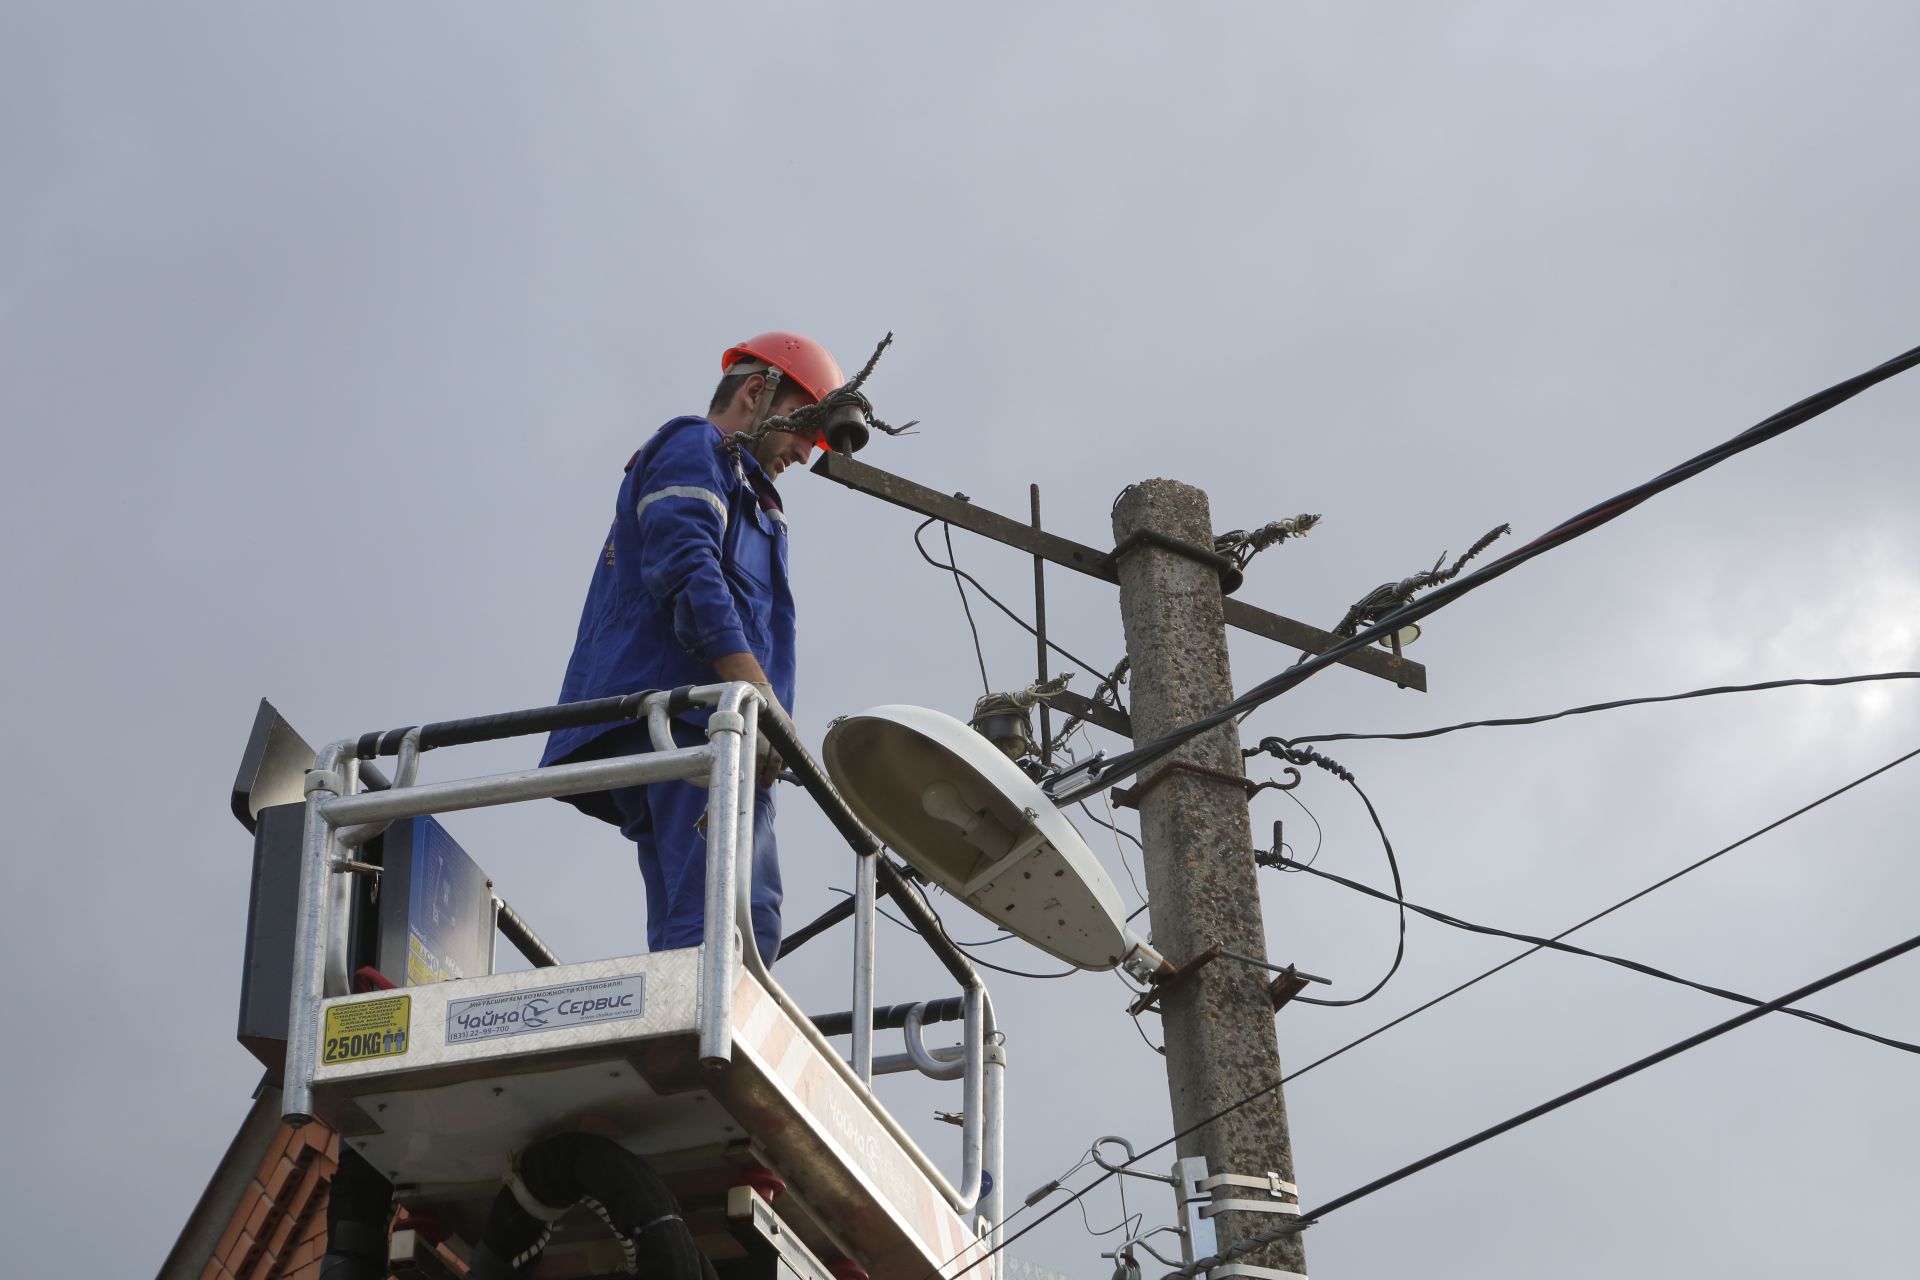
[284,740,347,1125]
[698,683,750,1068]
[983,1006,1007,1261]
[852,850,878,1081]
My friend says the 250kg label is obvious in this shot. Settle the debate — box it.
[322,995,411,1065]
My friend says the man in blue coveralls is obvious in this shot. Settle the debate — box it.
[541,331,847,966]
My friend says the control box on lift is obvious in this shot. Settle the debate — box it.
[233,700,495,1074]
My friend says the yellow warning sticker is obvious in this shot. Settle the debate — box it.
[321,995,411,1066]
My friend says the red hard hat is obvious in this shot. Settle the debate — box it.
[721,331,845,405]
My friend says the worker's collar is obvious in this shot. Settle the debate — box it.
[732,439,787,513]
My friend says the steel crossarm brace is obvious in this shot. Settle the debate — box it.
[812,451,1426,692]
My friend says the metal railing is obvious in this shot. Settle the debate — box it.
[280,682,1005,1243]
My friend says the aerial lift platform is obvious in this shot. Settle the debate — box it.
[233,684,1005,1279]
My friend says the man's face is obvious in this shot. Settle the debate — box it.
[747,386,820,480]
[750,427,818,480]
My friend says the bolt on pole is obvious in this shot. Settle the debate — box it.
[1112,479,1307,1278]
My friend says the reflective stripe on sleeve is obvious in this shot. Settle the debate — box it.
[635,485,728,528]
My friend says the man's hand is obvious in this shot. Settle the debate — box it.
[713,653,782,788]
[713,651,772,687]
[747,681,783,788]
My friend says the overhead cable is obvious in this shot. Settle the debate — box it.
[1164,928,1920,1277]
[1048,340,1920,804]
[1268,854,1920,1057]
[1289,671,1920,746]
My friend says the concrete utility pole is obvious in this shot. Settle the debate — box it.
[1112,479,1307,1278]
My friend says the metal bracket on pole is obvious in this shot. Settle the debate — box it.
[1173,1156,1218,1271]
[1197,1168,1302,1220]
[1265,966,1330,1012]
[1128,944,1222,1018]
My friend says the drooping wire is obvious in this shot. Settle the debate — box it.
[1163,929,1920,1278]
[1114,970,1166,1056]
[826,887,1015,948]
[868,880,1081,981]
[936,521,992,696]
[916,740,1920,1280]
[1267,855,1920,1057]
[1051,341,1920,804]
[913,516,1119,687]
[1287,672,1920,747]
[1080,799,1149,908]
[1242,741,1406,1007]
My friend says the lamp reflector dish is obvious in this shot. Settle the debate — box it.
[822,706,1130,970]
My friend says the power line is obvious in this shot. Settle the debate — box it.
[1288,671,1920,746]
[1167,927,1920,1277]
[934,520,993,696]
[1050,340,1920,804]
[922,740,1920,1280]
[1268,854,1920,1057]
[913,515,1119,688]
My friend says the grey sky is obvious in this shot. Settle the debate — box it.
[4,4,1918,1276]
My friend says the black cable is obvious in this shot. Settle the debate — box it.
[1051,341,1920,804]
[1289,672,1920,746]
[913,516,1118,686]
[919,740,1920,1280]
[1280,786,1323,869]
[956,949,1080,981]
[1246,745,1405,1007]
[1257,741,1920,1078]
[1079,801,1144,851]
[936,520,993,697]
[861,881,1081,980]
[1270,855,1920,1057]
[1078,799,1150,907]
[825,887,1015,948]
[1168,928,1920,1277]
[1115,971,1167,1056]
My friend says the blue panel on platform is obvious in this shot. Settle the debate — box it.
[378,816,494,987]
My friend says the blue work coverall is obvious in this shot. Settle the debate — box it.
[542,416,797,964]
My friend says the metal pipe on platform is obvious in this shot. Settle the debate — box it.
[852,848,878,1082]
[904,1002,965,1081]
[284,740,347,1125]
[872,1047,963,1076]
[697,683,752,1067]
[647,695,675,753]
[324,755,358,1000]
[319,747,710,826]
[339,726,419,850]
[982,998,1007,1257]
